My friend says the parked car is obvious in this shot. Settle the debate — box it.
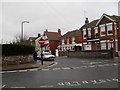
[37,51,55,61]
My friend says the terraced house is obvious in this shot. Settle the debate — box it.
[58,30,82,56]
[80,14,120,57]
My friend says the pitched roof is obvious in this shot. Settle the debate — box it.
[81,14,120,29]
[81,19,99,29]
[104,14,120,21]
[45,32,61,41]
[60,29,81,39]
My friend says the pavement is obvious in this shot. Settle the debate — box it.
[2,60,56,71]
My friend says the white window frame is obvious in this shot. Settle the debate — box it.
[88,28,91,38]
[101,40,107,50]
[67,38,69,44]
[72,37,75,44]
[62,39,64,45]
[94,27,98,36]
[100,24,106,36]
[83,29,87,39]
[106,23,113,35]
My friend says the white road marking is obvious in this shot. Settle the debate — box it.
[106,79,111,82]
[82,81,89,84]
[10,87,26,88]
[52,68,61,70]
[40,85,53,88]
[96,65,104,67]
[90,80,99,84]
[72,81,81,86]
[112,78,119,82]
[98,80,106,84]
[58,78,118,87]
[2,85,6,88]
[41,69,50,71]
[58,82,64,86]
[113,63,118,66]
[62,67,71,70]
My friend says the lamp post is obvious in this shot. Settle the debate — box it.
[21,21,29,42]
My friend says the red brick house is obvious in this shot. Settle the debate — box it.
[35,29,61,55]
[80,14,120,56]
[58,29,82,54]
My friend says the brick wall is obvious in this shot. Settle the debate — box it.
[68,50,113,58]
[58,51,68,56]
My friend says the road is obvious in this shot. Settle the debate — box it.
[2,56,120,88]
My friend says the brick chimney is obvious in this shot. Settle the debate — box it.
[85,18,89,24]
[38,33,41,37]
[58,29,61,35]
[46,29,48,32]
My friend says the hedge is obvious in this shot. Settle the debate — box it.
[2,44,35,56]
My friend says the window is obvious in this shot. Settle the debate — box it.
[94,27,98,37]
[83,29,86,39]
[107,40,114,50]
[107,23,113,35]
[100,24,106,36]
[62,39,64,44]
[72,37,75,43]
[67,38,69,44]
[101,40,107,50]
[88,28,91,38]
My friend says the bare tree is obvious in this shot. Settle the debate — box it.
[13,34,29,44]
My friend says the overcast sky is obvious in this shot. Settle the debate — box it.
[1,0,120,44]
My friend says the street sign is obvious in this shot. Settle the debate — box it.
[39,38,45,45]
[109,39,113,44]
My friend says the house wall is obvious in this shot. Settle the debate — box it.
[49,41,59,51]
[82,21,120,57]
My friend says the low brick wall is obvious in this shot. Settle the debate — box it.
[58,51,68,56]
[67,50,113,58]
[2,54,34,66]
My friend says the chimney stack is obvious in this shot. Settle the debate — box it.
[58,29,61,35]
[85,18,89,24]
[46,29,48,32]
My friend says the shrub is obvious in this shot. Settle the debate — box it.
[2,44,35,56]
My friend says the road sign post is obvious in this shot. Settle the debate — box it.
[39,38,45,65]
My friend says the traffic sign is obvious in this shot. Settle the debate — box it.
[109,39,113,44]
[39,38,45,45]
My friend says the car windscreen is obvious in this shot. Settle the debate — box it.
[44,53,51,55]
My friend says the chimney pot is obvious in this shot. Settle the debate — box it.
[58,29,61,35]
[85,17,89,24]
[38,34,41,37]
